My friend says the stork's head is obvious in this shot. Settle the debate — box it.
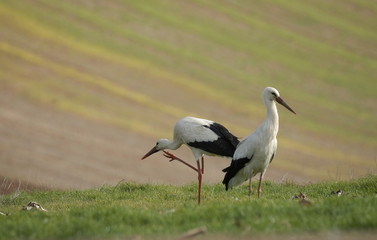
[141,139,170,160]
[263,87,296,114]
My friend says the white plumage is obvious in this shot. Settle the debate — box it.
[223,87,296,198]
[174,117,219,159]
[142,116,239,204]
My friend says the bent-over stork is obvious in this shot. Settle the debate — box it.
[142,116,239,204]
[222,87,296,198]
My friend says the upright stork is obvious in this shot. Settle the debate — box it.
[222,87,296,198]
[142,116,239,204]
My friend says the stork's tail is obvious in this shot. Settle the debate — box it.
[222,180,229,191]
[222,167,231,191]
[222,156,253,191]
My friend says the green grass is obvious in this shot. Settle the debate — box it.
[1,175,376,239]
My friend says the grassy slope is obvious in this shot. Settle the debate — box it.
[0,0,376,182]
[0,176,376,239]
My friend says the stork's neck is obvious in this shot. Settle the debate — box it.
[261,99,279,138]
[162,138,182,150]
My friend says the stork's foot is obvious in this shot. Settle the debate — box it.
[163,151,177,162]
[162,151,198,172]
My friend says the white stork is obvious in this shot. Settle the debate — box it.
[141,116,239,204]
[222,87,296,198]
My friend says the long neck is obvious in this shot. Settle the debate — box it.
[164,138,182,150]
[261,99,279,139]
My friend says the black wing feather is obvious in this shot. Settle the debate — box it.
[222,155,253,191]
[206,122,239,148]
[188,122,239,157]
[269,153,275,164]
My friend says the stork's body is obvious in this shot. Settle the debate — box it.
[223,87,295,198]
[172,117,238,160]
[142,116,239,204]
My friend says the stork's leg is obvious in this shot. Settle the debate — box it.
[163,151,198,172]
[249,176,252,198]
[163,151,202,204]
[257,172,263,199]
[197,161,202,205]
[201,155,204,175]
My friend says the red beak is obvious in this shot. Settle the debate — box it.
[141,146,159,160]
[276,97,296,114]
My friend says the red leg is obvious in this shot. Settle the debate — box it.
[197,161,202,205]
[163,151,198,172]
[201,155,204,175]
[258,173,263,199]
[249,176,252,199]
[163,151,202,205]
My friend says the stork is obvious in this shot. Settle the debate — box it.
[141,116,239,204]
[222,87,296,198]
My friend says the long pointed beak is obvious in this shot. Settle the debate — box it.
[141,146,159,160]
[276,97,296,114]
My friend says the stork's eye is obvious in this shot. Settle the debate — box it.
[271,92,277,97]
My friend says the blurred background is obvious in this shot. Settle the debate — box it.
[0,0,376,191]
